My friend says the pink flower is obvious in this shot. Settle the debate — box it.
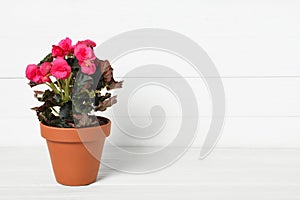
[74,43,96,61]
[78,60,96,75]
[52,37,74,57]
[52,45,64,57]
[77,39,96,47]
[40,62,52,76]
[26,64,42,83]
[51,58,71,79]
[25,64,51,83]
[41,76,51,83]
[58,37,73,53]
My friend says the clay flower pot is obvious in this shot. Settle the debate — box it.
[40,117,111,186]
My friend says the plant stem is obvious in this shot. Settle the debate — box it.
[56,79,65,100]
[56,79,63,92]
[46,82,60,94]
[64,73,72,102]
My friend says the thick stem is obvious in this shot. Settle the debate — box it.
[46,82,60,94]
[64,73,73,102]
[56,79,65,101]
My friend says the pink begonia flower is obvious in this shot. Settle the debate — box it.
[78,60,96,75]
[74,43,96,61]
[51,58,71,79]
[40,62,52,76]
[77,39,96,47]
[26,64,51,83]
[26,64,42,83]
[52,45,64,57]
[41,76,51,83]
[58,37,73,53]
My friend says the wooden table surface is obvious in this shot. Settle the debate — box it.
[1,147,300,200]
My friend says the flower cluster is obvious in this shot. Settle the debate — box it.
[26,37,99,83]
[26,37,122,128]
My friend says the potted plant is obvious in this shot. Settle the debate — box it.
[25,37,122,186]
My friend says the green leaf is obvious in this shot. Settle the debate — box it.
[38,53,53,65]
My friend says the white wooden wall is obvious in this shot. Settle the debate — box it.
[1,0,300,148]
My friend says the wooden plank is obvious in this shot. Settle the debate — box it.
[108,37,300,78]
[1,185,300,200]
[1,1,300,77]
[1,117,300,148]
[5,77,300,118]
[0,147,300,199]
[5,37,300,78]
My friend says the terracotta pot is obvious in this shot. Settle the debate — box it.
[40,117,111,186]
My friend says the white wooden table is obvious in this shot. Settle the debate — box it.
[1,147,300,200]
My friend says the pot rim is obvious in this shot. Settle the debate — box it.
[40,116,111,143]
